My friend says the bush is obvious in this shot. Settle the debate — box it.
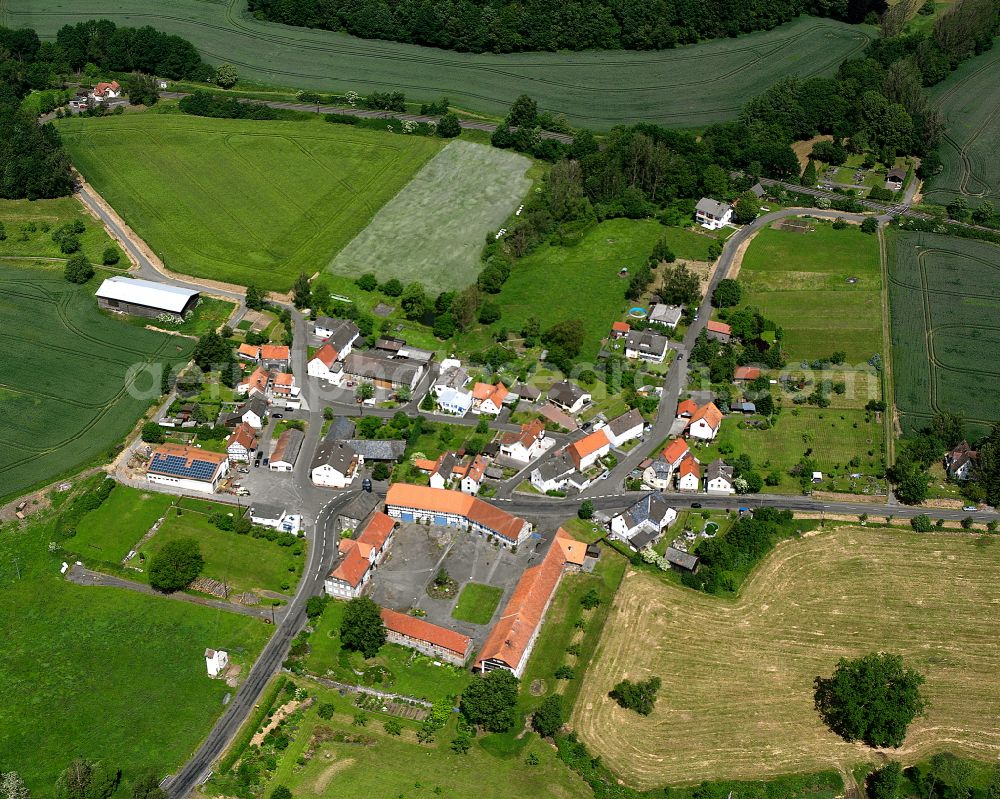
[102,246,120,265]
[140,422,165,444]
[148,538,204,593]
[317,703,335,719]
[64,253,94,284]
[577,499,594,520]
[580,588,601,610]
[305,594,328,619]
[437,112,461,137]
[531,695,563,737]
[860,217,878,234]
[608,676,661,716]
[554,665,575,680]
[910,514,932,532]
[383,718,402,736]
[270,786,291,799]
[865,761,901,799]
[371,462,390,481]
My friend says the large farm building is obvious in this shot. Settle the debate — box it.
[96,276,200,319]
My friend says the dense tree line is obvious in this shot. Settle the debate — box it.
[247,0,884,54]
[178,90,280,120]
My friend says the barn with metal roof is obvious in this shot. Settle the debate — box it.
[96,276,200,318]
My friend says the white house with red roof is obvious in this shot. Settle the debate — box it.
[226,422,257,462]
[687,402,723,441]
[269,372,300,409]
[498,419,550,462]
[472,382,508,415]
[324,512,396,598]
[676,456,701,491]
[238,366,270,398]
[92,80,121,102]
[567,429,611,472]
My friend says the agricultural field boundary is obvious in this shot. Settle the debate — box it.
[4,0,874,128]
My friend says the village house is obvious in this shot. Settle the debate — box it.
[604,409,644,448]
[247,502,303,536]
[269,372,300,409]
[225,422,257,462]
[676,456,701,491]
[146,444,229,494]
[414,453,488,495]
[96,276,199,319]
[610,321,631,339]
[237,343,261,362]
[662,438,690,471]
[886,167,906,191]
[945,441,977,480]
[92,80,122,102]
[343,439,407,464]
[222,396,267,430]
[342,350,425,391]
[311,440,361,488]
[335,493,378,534]
[269,428,304,472]
[472,382,509,415]
[705,459,735,494]
[313,318,360,354]
[695,197,733,230]
[609,493,677,550]
[261,344,290,370]
[380,607,473,667]
[649,303,683,329]
[385,484,531,547]
[547,381,590,415]
[687,402,723,441]
[238,365,270,398]
[706,320,732,343]
[733,366,761,383]
[431,359,473,416]
[568,429,611,472]
[642,457,672,490]
[498,419,549,463]
[205,648,228,678]
[530,454,579,494]
[324,512,396,598]
[625,329,670,363]
[307,344,345,384]
[476,528,585,677]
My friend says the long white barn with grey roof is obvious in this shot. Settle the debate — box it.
[96,276,200,318]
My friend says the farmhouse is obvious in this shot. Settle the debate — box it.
[604,409,644,447]
[625,329,670,363]
[687,402,723,441]
[146,444,229,493]
[380,607,472,667]
[476,528,585,677]
[705,459,735,494]
[270,372,300,409]
[261,344,290,370]
[676,456,701,491]
[269,428,304,471]
[695,197,733,230]
[343,350,425,391]
[222,397,267,430]
[311,440,361,488]
[472,382,509,415]
[568,429,611,472]
[385,484,531,547]
[649,303,683,329]
[336,492,378,532]
[415,453,488,494]
[945,441,977,480]
[324,512,396,599]
[610,494,676,549]
[314,318,360,353]
[432,360,473,415]
[548,381,590,414]
[307,344,345,383]
[706,320,732,342]
[225,422,257,462]
[511,383,541,403]
[498,419,549,462]
[96,276,200,319]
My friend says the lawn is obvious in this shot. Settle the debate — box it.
[575,527,1000,788]
[450,581,502,624]
[0,511,271,796]
[54,113,442,291]
[68,484,175,564]
[0,196,126,267]
[117,295,236,336]
[736,220,882,363]
[7,2,872,128]
[0,262,193,503]
[887,229,1000,438]
[305,600,472,704]
[136,504,303,596]
[330,141,532,292]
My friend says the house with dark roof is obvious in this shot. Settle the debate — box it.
[336,492,379,532]
[269,428,304,472]
[529,453,578,494]
[311,440,361,488]
[664,546,699,572]
[642,457,672,490]
[610,493,677,547]
[345,439,407,462]
[705,459,735,494]
[547,380,590,414]
[695,197,733,229]
[221,396,267,430]
[945,441,977,480]
[886,167,907,191]
[625,329,670,363]
[323,416,356,442]
[343,350,424,390]
[604,409,644,447]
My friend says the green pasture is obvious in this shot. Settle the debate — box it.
[926,48,1000,210]
[8,0,873,128]
[330,141,531,292]
[736,221,882,363]
[137,504,303,596]
[450,581,502,624]
[0,196,125,267]
[0,512,271,796]
[0,262,193,503]
[69,485,175,563]
[886,230,1000,437]
[54,113,441,291]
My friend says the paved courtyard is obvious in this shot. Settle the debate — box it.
[370,523,552,647]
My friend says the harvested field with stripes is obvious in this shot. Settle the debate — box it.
[574,526,1000,788]
[4,0,874,129]
[887,230,1000,437]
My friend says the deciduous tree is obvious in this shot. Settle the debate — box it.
[148,538,204,593]
[339,597,386,657]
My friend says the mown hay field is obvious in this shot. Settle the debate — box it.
[55,113,442,291]
[330,141,531,292]
[574,526,1000,788]
[925,47,1000,210]
[6,0,874,129]
[887,230,1000,438]
[0,263,192,502]
[737,221,882,363]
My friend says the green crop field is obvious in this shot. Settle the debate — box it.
[886,230,1000,438]
[4,0,873,129]
[576,527,1000,787]
[0,511,271,796]
[0,263,192,503]
[737,220,882,363]
[330,141,531,292]
[925,47,1000,210]
[53,113,441,291]
[450,581,502,624]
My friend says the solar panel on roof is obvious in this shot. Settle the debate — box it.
[150,453,219,480]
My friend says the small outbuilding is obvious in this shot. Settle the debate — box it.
[205,648,229,677]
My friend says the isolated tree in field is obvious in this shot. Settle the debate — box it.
[910,514,932,532]
[865,761,902,799]
[531,695,564,737]
[711,278,741,308]
[269,787,291,799]
[649,237,675,265]
[129,771,167,799]
[578,499,594,520]
[141,422,165,444]
[1,771,30,799]
[814,652,925,747]
[63,253,94,284]
[339,597,386,658]
[733,190,761,224]
[381,278,403,297]
[437,112,461,138]
[609,676,661,716]
[214,63,238,88]
[245,283,265,310]
[506,94,537,128]
[101,246,120,266]
[55,760,120,799]
[148,538,204,593]
[292,272,311,309]
[460,669,519,732]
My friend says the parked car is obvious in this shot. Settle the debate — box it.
[262,458,269,466]
[691,502,702,508]
[962,505,977,511]
[272,413,283,419]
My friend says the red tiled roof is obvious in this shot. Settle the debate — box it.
[358,511,395,551]
[707,320,732,335]
[662,438,689,465]
[385,484,527,543]
[380,607,471,658]
[499,419,545,449]
[227,422,256,450]
[261,344,290,361]
[244,366,269,392]
[312,342,338,367]
[329,546,369,587]
[612,321,631,333]
[477,528,583,672]
[734,366,761,380]
[473,382,509,406]
[676,399,698,417]
[273,372,294,386]
[679,456,700,478]
[567,429,609,469]
[689,402,723,431]
[238,343,260,359]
